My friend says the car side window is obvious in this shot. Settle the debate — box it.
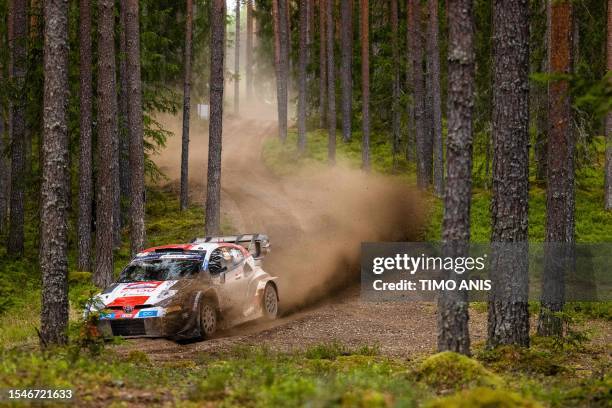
[230,248,244,267]
[208,249,228,275]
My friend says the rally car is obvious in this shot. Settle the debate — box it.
[85,234,279,340]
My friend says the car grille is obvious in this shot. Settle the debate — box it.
[110,319,146,336]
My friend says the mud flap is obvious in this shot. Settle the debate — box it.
[172,291,203,340]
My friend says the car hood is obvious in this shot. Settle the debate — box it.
[97,280,180,308]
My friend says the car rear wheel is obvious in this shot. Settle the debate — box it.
[199,299,217,339]
[262,283,278,320]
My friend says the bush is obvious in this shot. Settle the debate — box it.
[416,352,502,391]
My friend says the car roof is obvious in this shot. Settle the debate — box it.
[137,242,248,257]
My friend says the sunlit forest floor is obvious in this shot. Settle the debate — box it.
[0,128,610,406]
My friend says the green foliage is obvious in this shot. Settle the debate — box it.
[263,129,417,180]
[416,351,502,391]
[426,387,542,408]
[477,345,567,377]
[304,342,380,360]
[188,345,419,407]
[564,302,612,321]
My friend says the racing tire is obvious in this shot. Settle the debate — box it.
[262,283,279,320]
[199,299,218,339]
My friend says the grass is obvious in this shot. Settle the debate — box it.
[0,339,609,407]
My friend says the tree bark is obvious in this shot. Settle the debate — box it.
[297,0,308,153]
[77,0,93,271]
[319,0,327,128]
[7,0,27,257]
[340,0,353,143]
[0,108,7,233]
[428,0,444,196]
[361,0,370,171]
[0,61,9,233]
[326,0,335,164]
[40,0,69,346]
[489,0,530,348]
[408,0,430,188]
[405,0,415,163]
[391,0,400,169]
[125,0,146,255]
[273,0,289,141]
[538,0,574,337]
[205,0,226,236]
[234,0,240,115]
[605,0,612,210]
[119,1,130,204]
[94,0,117,288]
[438,0,474,356]
[246,0,254,101]
[181,0,194,211]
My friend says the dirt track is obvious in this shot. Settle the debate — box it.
[117,112,488,360]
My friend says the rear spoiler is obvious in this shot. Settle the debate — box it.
[191,233,270,259]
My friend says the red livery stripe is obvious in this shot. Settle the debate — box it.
[107,296,150,308]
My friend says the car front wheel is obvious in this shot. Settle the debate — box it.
[199,299,217,339]
[262,283,278,320]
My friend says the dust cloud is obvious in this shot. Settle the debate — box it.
[153,103,426,312]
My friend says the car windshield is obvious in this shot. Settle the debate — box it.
[118,258,202,282]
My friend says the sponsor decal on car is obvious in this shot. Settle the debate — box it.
[138,310,158,318]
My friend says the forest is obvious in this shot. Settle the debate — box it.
[0,0,611,406]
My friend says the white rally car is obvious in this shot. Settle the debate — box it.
[86,234,279,340]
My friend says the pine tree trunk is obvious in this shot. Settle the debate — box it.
[438,0,474,356]
[272,0,289,141]
[94,0,117,288]
[205,0,226,236]
[125,0,146,255]
[0,110,7,233]
[181,0,193,212]
[297,0,308,153]
[405,0,415,163]
[319,0,327,128]
[391,0,400,169]
[409,0,430,188]
[0,61,9,233]
[489,0,530,348]
[246,0,254,101]
[340,0,353,143]
[278,0,289,141]
[605,0,612,210]
[119,2,130,204]
[77,0,93,272]
[428,0,444,196]
[361,0,370,171]
[112,77,121,248]
[234,0,240,115]
[40,0,69,346]
[326,0,335,164]
[538,0,574,337]
[533,0,549,184]
[7,0,27,257]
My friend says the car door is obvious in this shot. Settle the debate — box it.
[225,247,250,315]
[209,247,249,316]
